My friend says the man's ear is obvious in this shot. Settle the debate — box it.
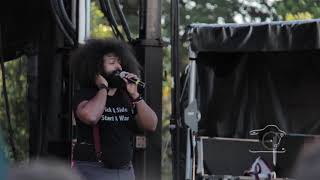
[98,64,107,79]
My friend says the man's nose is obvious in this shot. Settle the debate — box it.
[116,63,122,71]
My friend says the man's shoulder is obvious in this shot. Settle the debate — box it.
[73,87,98,101]
[75,87,97,94]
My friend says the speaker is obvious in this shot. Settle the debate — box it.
[202,137,273,176]
[201,134,317,178]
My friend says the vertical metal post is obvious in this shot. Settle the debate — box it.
[196,137,204,176]
[171,0,182,179]
[185,129,192,180]
[27,51,40,158]
[188,61,197,104]
[71,0,77,30]
[135,1,162,180]
[78,0,90,43]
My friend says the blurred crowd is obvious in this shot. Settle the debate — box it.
[1,138,320,180]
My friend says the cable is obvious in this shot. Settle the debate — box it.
[98,0,125,40]
[98,0,116,36]
[179,64,190,103]
[0,25,18,161]
[49,0,75,46]
[113,0,133,42]
[57,0,77,40]
[99,0,118,37]
[100,0,124,40]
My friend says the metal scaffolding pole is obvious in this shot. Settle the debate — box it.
[134,0,163,180]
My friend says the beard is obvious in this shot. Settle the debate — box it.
[103,70,126,89]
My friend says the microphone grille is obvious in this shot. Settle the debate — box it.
[119,71,128,78]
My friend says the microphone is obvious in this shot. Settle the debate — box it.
[118,71,146,88]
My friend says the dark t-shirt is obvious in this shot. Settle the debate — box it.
[72,88,138,167]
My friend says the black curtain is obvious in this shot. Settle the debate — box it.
[197,50,320,138]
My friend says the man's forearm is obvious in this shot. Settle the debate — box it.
[135,100,158,131]
[79,89,108,124]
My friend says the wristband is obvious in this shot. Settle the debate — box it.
[132,94,143,103]
[98,84,109,93]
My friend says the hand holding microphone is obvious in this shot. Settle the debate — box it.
[118,71,146,88]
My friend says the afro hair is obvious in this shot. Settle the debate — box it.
[70,38,141,88]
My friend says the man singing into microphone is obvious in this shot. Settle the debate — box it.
[71,38,158,180]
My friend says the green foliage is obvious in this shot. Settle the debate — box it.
[0,57,28,162]
[285,12,313,20]
[90,0,140,39]
[90,1,114,38]
[1,0,320,177]
[161,47,173,180]
[274,0,320,20]
[161,0,279,39]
